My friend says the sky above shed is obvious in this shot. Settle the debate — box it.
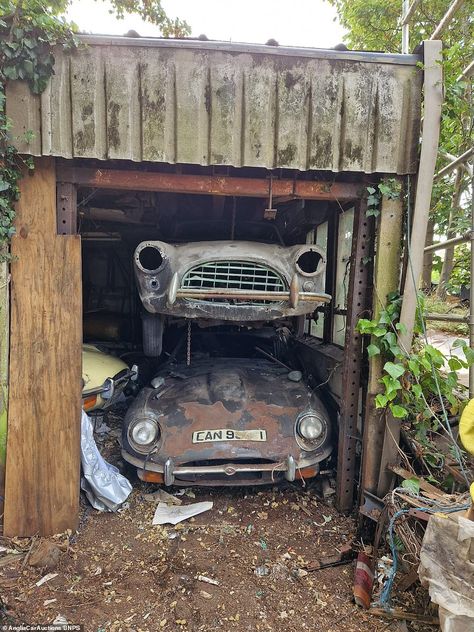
[66,0,346,49]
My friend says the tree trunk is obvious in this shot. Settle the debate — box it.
[422,218,435,290]
[436,169,463,300]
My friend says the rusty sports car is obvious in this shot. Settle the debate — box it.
[121,356,333,486]
[134,239,330,355]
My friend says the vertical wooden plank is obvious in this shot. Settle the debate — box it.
[4,158,82,536]
[0,245,9,519]
[360,189,404,500]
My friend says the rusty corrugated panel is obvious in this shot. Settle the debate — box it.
[6,36,422,174]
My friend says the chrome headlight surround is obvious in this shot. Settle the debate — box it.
[127,417,161,454]
[295,410,328,452]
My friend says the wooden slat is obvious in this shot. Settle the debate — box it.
[4,158,82,536]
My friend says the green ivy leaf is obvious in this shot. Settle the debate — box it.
[367,344,380,357]
[375,393,388,408]
[383,362,405,379]
[357,319,376,334]
[396,322,407,334]
[463,347,474,366]
[412,384,422,398]
[448,357,463,371]
[390,404,408,419]
[401,477,420,494]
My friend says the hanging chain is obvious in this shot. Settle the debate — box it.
[186,320,191,366]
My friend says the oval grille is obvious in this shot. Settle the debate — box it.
[181,260,286,305]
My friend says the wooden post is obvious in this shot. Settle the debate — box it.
[4,157,82,536]
[360,186,404,498]
[0,244,9,518]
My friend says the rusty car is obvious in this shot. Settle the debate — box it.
[134,239,330,356]
[121,340,333,486]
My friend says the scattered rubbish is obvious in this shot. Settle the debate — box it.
[271,562,291,581]
[314,514,332,527]
[200,590,212,599]
[174,488,196,499]
[80,410,132,512]
[143,489,182,505]
[321,477,336,499]
[369,607,439,626]
[353,552,374,609]
[196,574,219,586]
[52,615,69,626]
[254,565,270,577]
[0,552,25,567]
[314,592,328,607]
[29,540,61,571]
[35,572,58,587]
[152,501,213,525]
[43,599,57,606]
[94,420,111,435]
[259,538,268,550]
[305,543,355,571]
[419,510,474,631]
[292,568,308,579]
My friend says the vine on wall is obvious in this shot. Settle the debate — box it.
[0,2,77,260]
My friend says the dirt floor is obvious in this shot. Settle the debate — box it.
[0,411,436,632]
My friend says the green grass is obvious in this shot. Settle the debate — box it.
[424,294,468,336]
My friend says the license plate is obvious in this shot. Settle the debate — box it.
[192,429,267,443]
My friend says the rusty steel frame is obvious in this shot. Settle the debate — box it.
[56,182,77,235]
[336,197,374,514]
[56,165,362,202]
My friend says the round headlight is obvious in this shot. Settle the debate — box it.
[298,415,323,440]
[129,418,160,453]
[295,411,327,451]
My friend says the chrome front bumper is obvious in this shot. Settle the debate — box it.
[121,450,310,485]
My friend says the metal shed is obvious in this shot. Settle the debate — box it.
[2,35,439,536]
[7,37,422,172]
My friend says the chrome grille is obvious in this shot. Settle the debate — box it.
[181,260,286,305]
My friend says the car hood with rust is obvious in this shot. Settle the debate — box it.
[122,358,332,466]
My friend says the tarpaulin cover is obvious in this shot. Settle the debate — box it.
[80,410,132,512]
[419,511,474,632]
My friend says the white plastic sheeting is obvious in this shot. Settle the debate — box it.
[419,510,474,631]
[80,410,132,512]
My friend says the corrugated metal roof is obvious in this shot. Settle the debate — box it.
[6,35,422,174]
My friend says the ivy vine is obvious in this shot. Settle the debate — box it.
[0,3,77,260]
[357,293,473,427]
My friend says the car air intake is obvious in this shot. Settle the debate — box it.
[181,260,286,304]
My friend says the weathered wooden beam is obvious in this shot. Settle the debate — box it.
[402,0,421,25]
[360,186,404,500]
[4,157,82,537]
[56,166,362,202]
[434,147,474,181]
[0,245,9,518]
[430,0,465,40]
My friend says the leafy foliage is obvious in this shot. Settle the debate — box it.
[356,293,472,427]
